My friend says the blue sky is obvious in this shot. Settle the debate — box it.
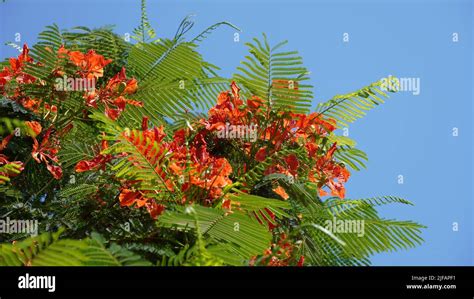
[1,0,472,265]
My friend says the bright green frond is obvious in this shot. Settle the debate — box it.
[233,34,313,113]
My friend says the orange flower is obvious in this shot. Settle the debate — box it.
[105,96,143,121]
[25,121,42,137]
[21,98,41,113]
[205,81,248,132]
[319,188,328,197]
[314,143,351,199]
[222,198,232,210]
[67,49,112,79]
[273,186,289,200]
[57,45,69,58]
[119,188,149,208]
[124,79,138,94]
[9,44,34,74]
[0,135,12,152]
[230,81,243,106]
[118,123,234,205]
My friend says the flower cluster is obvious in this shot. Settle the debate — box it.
[0,45,38,111]
[75,118,234,218]
[73,81,350,227]
[58,45,141,120]
[0,44,139,181]
[58,46,112,79]
[199,81,350,199]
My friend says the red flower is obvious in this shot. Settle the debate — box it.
[255,147,267,162]
[46,164,63,181]
[146,200,166,219]
[284,154,299,174]
[297,255,305,266]
[119,188,149,207]
[8,44,35,81]
[67,49,112,79]
[85,67,141,120]
[31,128,62,179]
[105,67,138,94]
[105,96,143,121]
[75,139,112,173]
[0,134,12,152]
[0,44,36,101]
[313,143,351,199]
[247,96,264,110]
[305,142,318,158]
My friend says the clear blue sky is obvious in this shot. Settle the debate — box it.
[1,0,472,266]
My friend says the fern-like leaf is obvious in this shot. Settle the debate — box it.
[158,205,272,263]
[233,34,313,113]
[316,78,397,128]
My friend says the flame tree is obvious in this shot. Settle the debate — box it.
[0,1,423,266]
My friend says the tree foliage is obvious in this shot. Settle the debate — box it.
[0,0,424,266]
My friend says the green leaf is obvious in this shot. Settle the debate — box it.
[233,34,313,113]
[158,205,272,262]
[316,79,393,128]
[0,229,152,266]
